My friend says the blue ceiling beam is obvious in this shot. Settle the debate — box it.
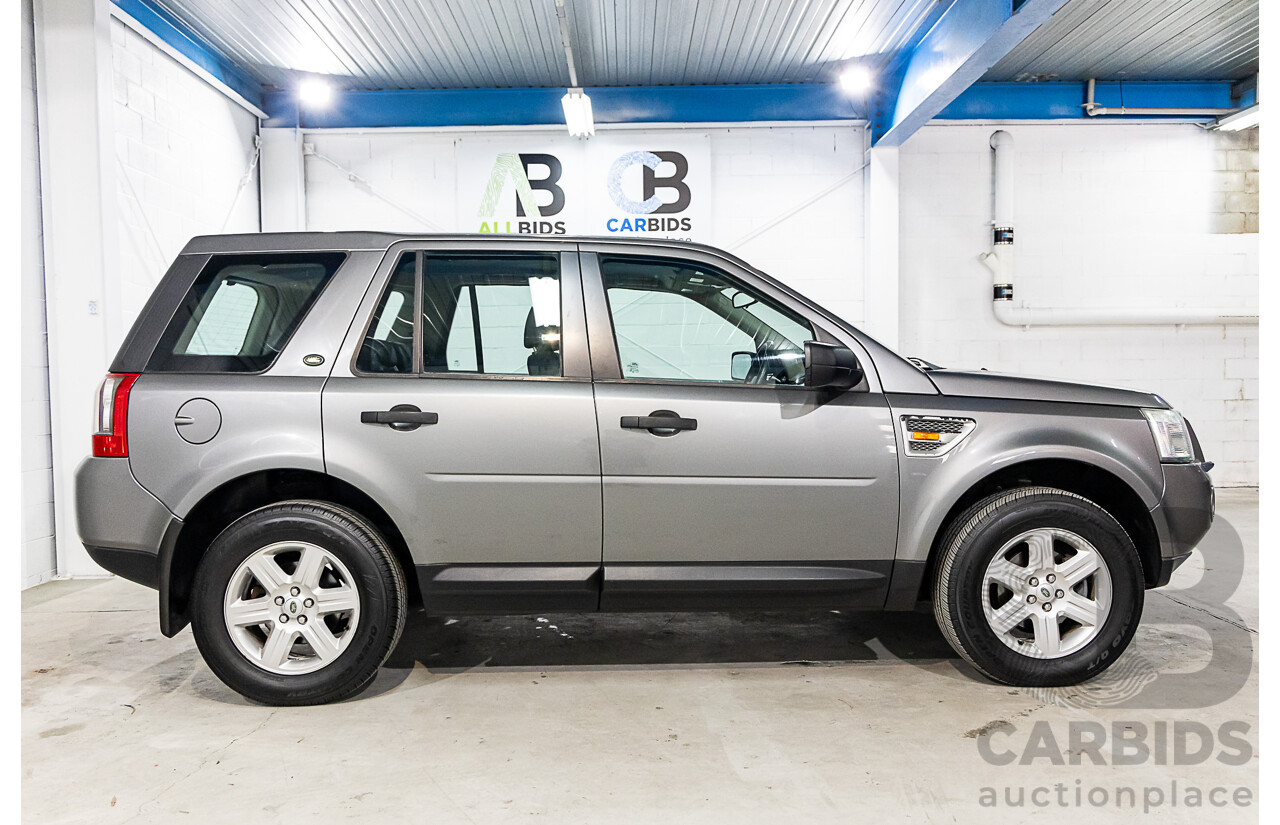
[939,81,1235,119]
[874,0,1069,145]
[262,83,867,129]
[260,79,1238,130]
[112,0,262,108]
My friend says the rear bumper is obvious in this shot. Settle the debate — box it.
[1148,461,1215,587]
[75,457,180,589]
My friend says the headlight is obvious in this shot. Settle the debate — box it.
[1141,408,1195,463]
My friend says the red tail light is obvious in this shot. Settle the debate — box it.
[92,374,140,457]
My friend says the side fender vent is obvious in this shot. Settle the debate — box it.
[900,415,976,458]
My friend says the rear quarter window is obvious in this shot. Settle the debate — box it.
[147,252,346,372]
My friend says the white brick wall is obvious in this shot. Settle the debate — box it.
[899,122,1259,486]
[22,0,56,589]
[110,18,260,326]
[300,125,868,324]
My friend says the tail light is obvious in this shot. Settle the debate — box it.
[92,374,140,457]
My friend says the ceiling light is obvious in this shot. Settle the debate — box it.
[1213,104,1260,132]
[562,88,594,137]
[838,65,873,95]
[299,78,333,108]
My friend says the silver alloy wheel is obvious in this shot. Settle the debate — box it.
[223,541,361,675]
[981,528,1112,659]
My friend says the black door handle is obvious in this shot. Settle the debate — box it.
[620,410,697,435]
[361,404,438,431]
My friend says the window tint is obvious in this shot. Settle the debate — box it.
[600,256,813,385]
[149,252,345,372]
[356,254,416,374]
[357,251,563,377]
[423,253,561,377]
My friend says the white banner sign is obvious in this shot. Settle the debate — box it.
[455,133,710,241]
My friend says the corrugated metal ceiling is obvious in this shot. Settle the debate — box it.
[146,0,1259,91]
[983,0,1259,82]
[147,0,948,89]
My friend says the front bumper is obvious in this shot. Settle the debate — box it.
[75,456,180,589]
[1148,461,1215,587]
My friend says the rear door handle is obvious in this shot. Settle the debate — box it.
[361,404,439,431]
[620,410,697,434]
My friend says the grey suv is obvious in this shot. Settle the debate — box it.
[76,233,1214,705]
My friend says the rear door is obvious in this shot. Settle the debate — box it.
[581,246,899,610]
[322,241,603,613]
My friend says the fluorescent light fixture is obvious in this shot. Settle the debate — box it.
[1213,104,1260,132]
[838,65,873,95]
[561,88,594,137]
[299,78,333,108]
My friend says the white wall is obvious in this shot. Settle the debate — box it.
[899,122,1259,486]
[110,18,260,323]
[292,124,868,326]
[22,0,56,589]
[34,5,264,581]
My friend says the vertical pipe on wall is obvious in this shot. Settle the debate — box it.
[982,129,1257,327]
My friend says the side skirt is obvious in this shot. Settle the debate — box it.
[600,561,893,611]
[416,561,899,615]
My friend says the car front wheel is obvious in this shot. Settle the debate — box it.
[191,500,407,705]
[932,486,1144,686]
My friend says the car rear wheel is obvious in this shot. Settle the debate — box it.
[932,486,1144,686]
[191,500,407,705]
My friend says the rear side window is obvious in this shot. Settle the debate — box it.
[355,254,416,374]
[148,252,346,372]
[356,251,563,377]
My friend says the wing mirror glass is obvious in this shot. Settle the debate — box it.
[730,351,754,382]
[804,341,864,390]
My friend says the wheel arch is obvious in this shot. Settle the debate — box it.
[159,468,419,637]
[901,458,1161,608]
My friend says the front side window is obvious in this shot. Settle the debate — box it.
[357,251,563,377]
[600,256,813,385]
[149,252,346,372]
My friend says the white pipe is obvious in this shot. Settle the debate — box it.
[1082,78,1235,118]
[984,129,1258,327]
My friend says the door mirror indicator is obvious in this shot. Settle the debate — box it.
[730,351,754,382]
[804,341,864,391]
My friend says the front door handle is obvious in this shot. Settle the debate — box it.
[620,410,698,435]
[361,404,439,431]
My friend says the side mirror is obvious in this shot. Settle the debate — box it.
[804,341,864,390]
[730,351,754,382]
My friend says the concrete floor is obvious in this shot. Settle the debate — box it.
[23,490,1257,824]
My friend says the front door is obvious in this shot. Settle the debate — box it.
[322,242,603,613]
[581,247,899,610]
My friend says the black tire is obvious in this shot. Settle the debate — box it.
[932,486,1144,686]
[191,500,407,705]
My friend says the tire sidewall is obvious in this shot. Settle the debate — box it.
[944,494,1144,686]
[191,506,397,704]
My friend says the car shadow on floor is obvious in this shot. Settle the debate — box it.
[369,608,960,685]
